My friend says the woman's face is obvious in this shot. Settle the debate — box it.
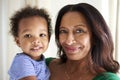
[59,12,91,60]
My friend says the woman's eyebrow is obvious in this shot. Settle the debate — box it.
[74,24,86,27]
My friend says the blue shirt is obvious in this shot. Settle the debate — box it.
[8,53,50,80]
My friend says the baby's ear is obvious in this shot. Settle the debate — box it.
[15,37,20,47]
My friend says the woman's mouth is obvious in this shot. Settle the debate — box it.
[64,46,80,54]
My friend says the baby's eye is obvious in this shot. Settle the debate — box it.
[39,33,47,37]
[24,34,32,38]
[59,30,68,34]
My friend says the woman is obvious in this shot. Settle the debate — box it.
[47,3,120,80]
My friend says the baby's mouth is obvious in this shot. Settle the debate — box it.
[30,46,43,51]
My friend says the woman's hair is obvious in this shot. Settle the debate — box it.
[10,6,52,40]
[55,3,119,73]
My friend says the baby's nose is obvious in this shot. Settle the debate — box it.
[32,37,40,45]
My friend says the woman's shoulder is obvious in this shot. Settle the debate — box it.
[93,72,120,80]
[45,57,60,66]
[46,57,62,72]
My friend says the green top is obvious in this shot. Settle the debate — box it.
[93,72,120,80]
[46,58,120,80]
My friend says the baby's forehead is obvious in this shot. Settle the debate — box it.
[19,16,47,25]
[19,16,46,22]
[18,16,48,32]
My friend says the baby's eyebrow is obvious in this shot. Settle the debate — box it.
[21,29,30,34]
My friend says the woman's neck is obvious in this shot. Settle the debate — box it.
[64,56,96,80]
[66,55,91,74]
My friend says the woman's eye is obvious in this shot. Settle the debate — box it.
[39,34,47,37]
[76,29,84,33]
[59,30,67,34]
[24,34,32,38]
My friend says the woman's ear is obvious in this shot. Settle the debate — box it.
[15,37,20,47]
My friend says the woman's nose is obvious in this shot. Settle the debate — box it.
[65,33,76,45]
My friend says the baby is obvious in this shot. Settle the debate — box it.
[8,6,52,80]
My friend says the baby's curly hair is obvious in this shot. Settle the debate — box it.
[10,6,52,40]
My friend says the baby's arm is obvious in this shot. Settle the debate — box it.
[20,76,37,80]
[8,54,36,80]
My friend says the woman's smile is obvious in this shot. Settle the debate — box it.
[63,46,81,54]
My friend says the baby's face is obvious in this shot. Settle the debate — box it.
[15,16,49,60]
